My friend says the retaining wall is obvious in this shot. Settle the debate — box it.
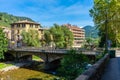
[76,54,109,80]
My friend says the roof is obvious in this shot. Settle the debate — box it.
[64,24,84,31]
[11,20,40,25]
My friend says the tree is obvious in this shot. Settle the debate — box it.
[50,24,65,48]
[44,30,52,46]
[90,0,120,48]
[21,30,41,47]
[58,49,89,80]
[85,38,99,50]
[61,25,74,48]
[0,12,34,27]
[0,28,8,59]
[46,24,74,48]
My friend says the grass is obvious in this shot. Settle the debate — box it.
[0,63,13,69]
[32,55,43,61]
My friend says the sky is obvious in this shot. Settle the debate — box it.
[0,0,94,27]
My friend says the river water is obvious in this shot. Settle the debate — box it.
[0,62,60,80]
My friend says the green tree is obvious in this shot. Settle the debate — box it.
[0,12,34,27]
[85,38,99,50]
[21,30,41,47]
[50,24,65,48]
[90,0,120,48]
[58,49,89,80]
[62,25,74,48]
[0,28,8,59]
[44,30,52,46]
[47,24,74,48]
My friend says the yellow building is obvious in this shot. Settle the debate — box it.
[64,24,85,48]
[11,20,42,47]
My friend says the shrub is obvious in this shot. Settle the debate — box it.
[57,49,89,80]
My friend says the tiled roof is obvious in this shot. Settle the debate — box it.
[64,24,84,31]
[11,20,40,25]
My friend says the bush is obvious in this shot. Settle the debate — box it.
[57,49,89,80]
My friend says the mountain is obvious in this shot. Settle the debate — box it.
[0,12,34,27]
[83,25,99,38]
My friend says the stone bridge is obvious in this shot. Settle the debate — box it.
[7,48,99,69]
[8,49,68,63]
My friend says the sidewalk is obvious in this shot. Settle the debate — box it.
[101,57,120,80]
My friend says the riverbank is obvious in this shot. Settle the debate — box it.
[0,61,61,80]
[0,62,31,73]
[0,62,13,69]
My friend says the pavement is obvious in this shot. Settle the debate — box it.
[101,50,120,80]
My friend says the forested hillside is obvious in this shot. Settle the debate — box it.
[83,25,98,38]
[0,12,34,27]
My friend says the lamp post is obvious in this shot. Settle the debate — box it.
[105,15,108,53]
[104,0,109,53]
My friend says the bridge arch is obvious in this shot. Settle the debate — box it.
[4,52,15,61]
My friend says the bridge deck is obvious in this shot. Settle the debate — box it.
[101,50,120,80]
[8,48,100,56]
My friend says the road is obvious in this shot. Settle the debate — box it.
[101,50,120,80]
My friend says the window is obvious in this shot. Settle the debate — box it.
[17,24,20,27]
[11,24,15,28]
[30,24,33,28]
[22,24,25,28]
[35,25,38,28]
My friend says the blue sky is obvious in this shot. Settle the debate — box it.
[0,0,94,27]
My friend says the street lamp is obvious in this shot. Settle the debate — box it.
[105,16,108,53]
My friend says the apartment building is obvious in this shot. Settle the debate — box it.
[10,20,43,47]
[64,24,85,48]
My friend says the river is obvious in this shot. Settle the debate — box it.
[0,63,61,80]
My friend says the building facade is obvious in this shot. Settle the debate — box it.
[64,24,85,48]
[10,20,43,47]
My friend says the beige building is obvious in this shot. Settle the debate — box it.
[64,24,85,48]
[10,20,43,47]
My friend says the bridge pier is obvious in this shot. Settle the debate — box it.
[44,52,50,70]
[15,52,19,62]
[44,62,51,70]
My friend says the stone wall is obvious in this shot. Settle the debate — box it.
[76,54,109,80]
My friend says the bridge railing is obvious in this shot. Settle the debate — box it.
[8,47,69,54]
[8,47,104,55]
